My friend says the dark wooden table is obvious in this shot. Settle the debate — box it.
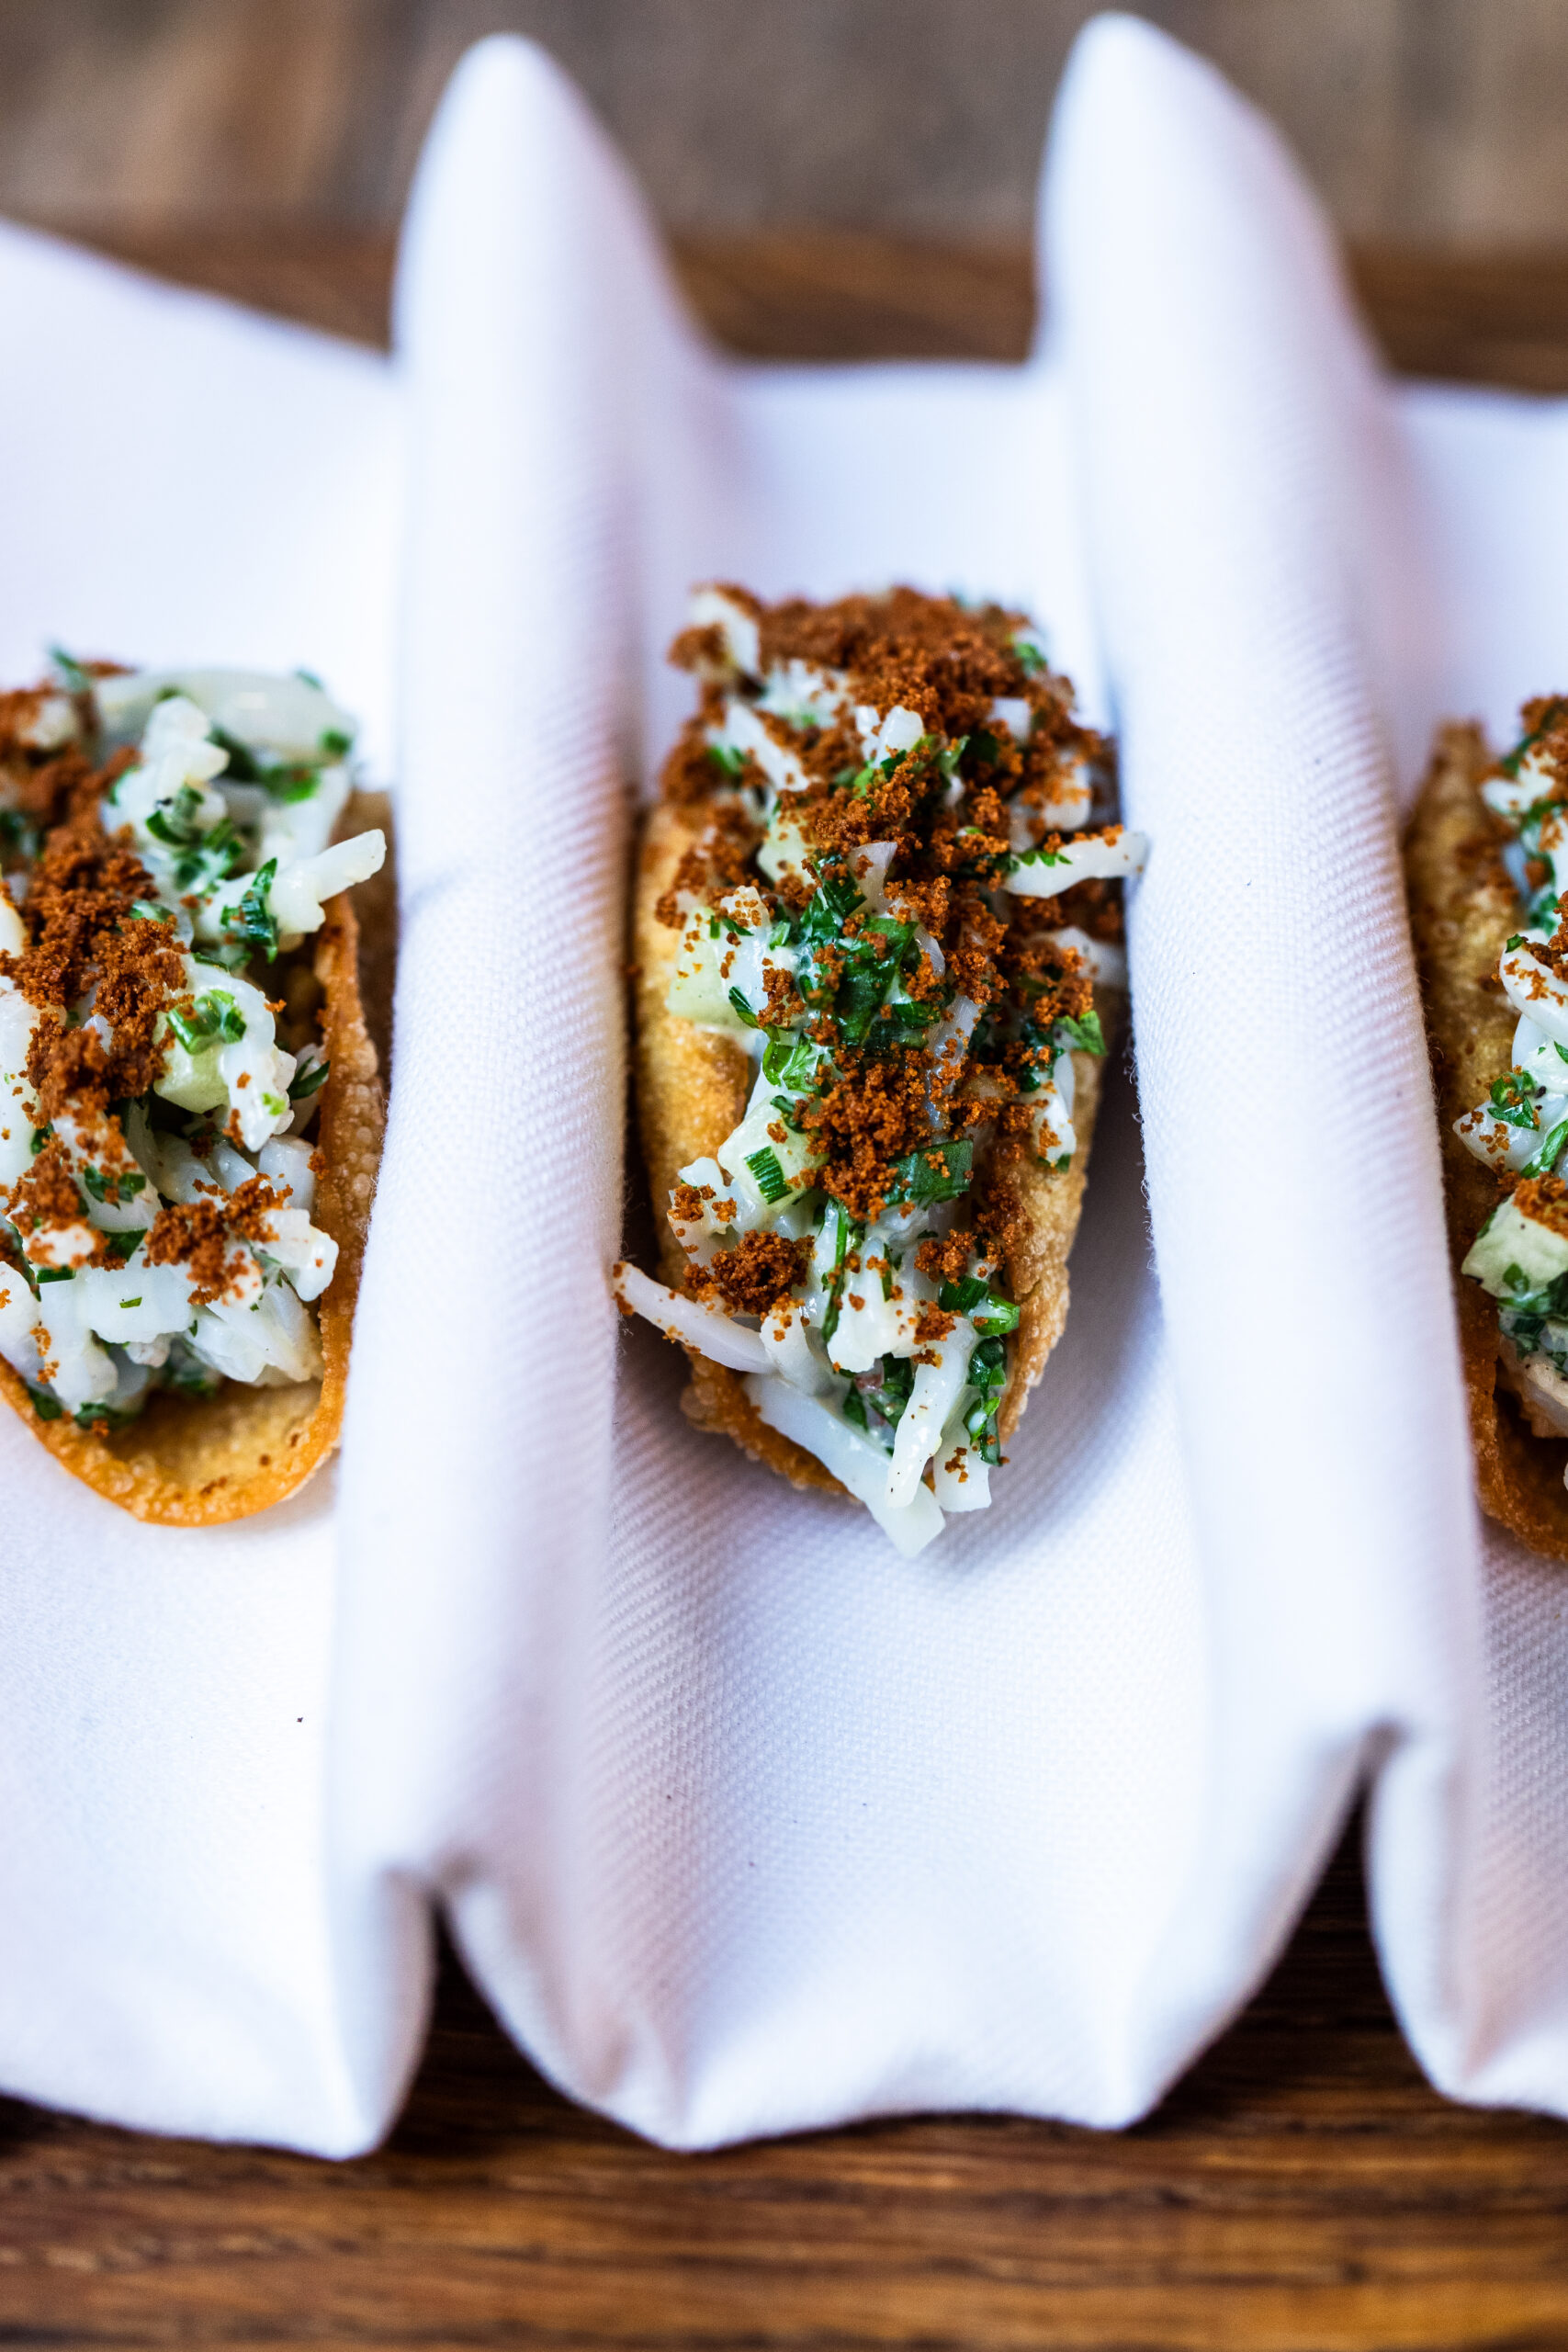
[4,225,1567,2350]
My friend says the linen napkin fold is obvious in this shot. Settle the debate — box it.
[1045,14,1486,2103]
[333,21,1482,2150]
[8,13,1568,2155]
[0,230,399,2146]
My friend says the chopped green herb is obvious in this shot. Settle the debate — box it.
[320,728,352,757]
[843,1355,915,1445]
[261,1092,288,1116]
[167,989,246,1056]
[209,726,262,783]
[145,785,208,848]
[1507,933,1526,952]
[174,817,247,895]
[80,1165,146,1204]
[939,1275,1021,1335]
[29,1125,51,1155]
[74,1401,138,1430]
[49,645,92,695]
[1490,1069,1543,1131]
[708,742,747,778]
[1524,1118,1568,1179]
[129,899,165,922]
[35,1265,73,1284]
[745,1147,790,1204]
[1012,635,1046,676]
[288,1057,330,1102]
[1055,1009,1106,1056]
[26,1383,61,1420]
[820,1209,863,1346]
[762,1033,807,1086]
[118,1296,142,1310]
[1501,699,1566,779]
[728,986,760,1028]
[224,857,279,960]
[886,1138,973,1208]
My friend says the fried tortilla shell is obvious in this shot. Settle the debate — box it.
[631,800,1112,1498]
[1405,721,1568,1559]
[0,790,390,1527]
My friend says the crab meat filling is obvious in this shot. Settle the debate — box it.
[0,661,379,1430]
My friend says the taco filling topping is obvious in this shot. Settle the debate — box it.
[1451,696,1568,1452]
[616,584,1145,1554]
[0,661,385,1431]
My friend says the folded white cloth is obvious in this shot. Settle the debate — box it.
[3,15,1568,2153]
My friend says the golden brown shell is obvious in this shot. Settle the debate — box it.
[1405,721,1568,1560]
[0,791,390,1525]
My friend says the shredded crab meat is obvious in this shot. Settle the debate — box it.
[0,660,384,1431]
[619,585,1142,1554]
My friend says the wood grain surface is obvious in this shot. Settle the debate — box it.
[55,217,1568,390]
[3,222,1566,2349]
[6,1817,1567,2349]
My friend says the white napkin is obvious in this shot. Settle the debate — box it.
[6,15,1568,2154]
[0,231,399,2146]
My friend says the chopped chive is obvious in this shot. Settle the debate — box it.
[1525,1118,1568,1179]
[80,1166,145,1203]
[288,1058,330,1102]
[745,1146,789,1204]
[1055,1009,1106,1056]
[728,987,760,1028]
[939,1275,1021,1335]
[223,857,279,961]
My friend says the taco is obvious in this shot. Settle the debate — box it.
[0,661,388,1524]
[1407,700,1568,1559]
[615,586,1145,1555]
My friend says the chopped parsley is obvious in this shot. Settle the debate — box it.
[886,1138,973,1208]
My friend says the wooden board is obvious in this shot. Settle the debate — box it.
[3,223,1567,2349]
[52,220,1568,390]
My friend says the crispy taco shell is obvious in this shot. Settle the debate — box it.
[0,789,391,1527]
[632,800,1111,1497]
[1405,722,1568,1559]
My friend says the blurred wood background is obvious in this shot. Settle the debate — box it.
[7,0,1568,250]
[11,2,1568,390]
